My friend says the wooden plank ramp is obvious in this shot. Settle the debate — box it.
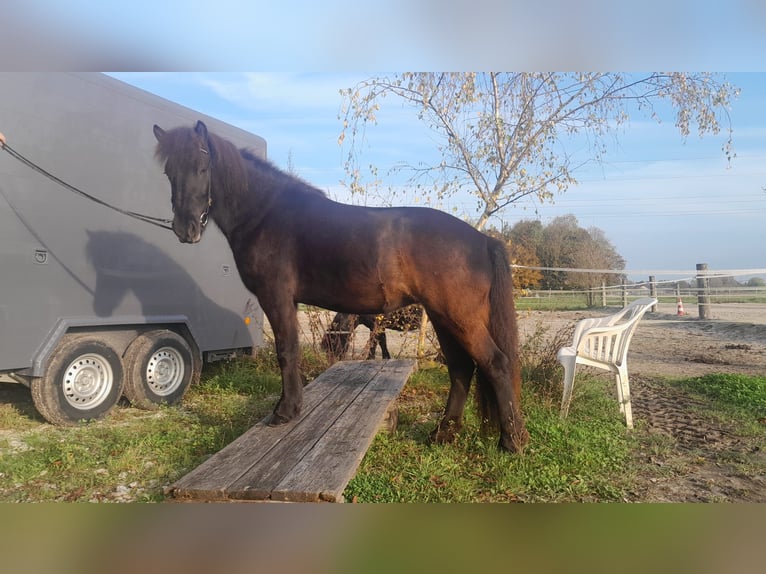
[171,359,417,503]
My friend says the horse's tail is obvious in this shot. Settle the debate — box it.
[475,238,522,434]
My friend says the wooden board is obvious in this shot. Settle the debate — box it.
[171,359,417,502]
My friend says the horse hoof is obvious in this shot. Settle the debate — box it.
[429,423,462,445]
[267,412,292,426]
[498,429,529,454]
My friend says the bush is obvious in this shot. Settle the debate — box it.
[519,321,573,402]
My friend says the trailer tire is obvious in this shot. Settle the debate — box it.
[122,330,194,410]
[31,335,124,425]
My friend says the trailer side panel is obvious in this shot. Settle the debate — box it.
[0,73,265,376]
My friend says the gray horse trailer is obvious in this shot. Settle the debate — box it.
[0,73,264,424]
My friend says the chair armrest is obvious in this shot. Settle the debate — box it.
[604,297,658,326]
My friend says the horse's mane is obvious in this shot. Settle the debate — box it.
[239,148,326,198]
[155,125,326,199]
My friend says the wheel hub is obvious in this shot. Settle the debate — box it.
[146,347,185,396]
[63,354,113,410]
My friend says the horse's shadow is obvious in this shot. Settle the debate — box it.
[85,230,255,349]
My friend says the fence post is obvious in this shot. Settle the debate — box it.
[649,276,657,312]
[601,281,606,307]
[696,263,711,319]
[417,307,429,360]
[621,279,627,307]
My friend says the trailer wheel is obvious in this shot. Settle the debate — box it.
[122,330,195,409]
[31,335,124,425]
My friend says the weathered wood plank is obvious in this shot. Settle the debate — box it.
[171,361,369,500]
[225,361,386,500]
[171,359,416,502]
[271,359,417,502]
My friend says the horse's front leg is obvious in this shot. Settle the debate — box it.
[265,301,303,426]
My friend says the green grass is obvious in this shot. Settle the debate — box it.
[679,373,766,416]
[516,295,591,311]
[673,373,766,445]
[517,293,766,312]
[0,357,636,503]
[345,366,637,503]
[0,357,281,502]
[649,374,766,485]
[1,353,763,503]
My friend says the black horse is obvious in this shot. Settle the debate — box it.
[321,305,424,360]
[153,121,528,453]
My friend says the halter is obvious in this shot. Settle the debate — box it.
[199,146,212,227]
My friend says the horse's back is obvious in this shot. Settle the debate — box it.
[263,195,500,314]
[379,206,496,276]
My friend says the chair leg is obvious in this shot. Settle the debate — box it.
[615,373,625,414]
[616,368,633,429]
[559,358,577,419]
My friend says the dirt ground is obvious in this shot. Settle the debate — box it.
[299,302,766,502]
[301,302,766,378]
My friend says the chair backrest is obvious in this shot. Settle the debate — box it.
[576,298,657,367]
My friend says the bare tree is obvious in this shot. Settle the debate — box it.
[339,73,738,230]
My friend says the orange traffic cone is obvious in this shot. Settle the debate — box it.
[676,298,685,316]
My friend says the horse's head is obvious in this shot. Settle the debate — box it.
[153,120,213,244]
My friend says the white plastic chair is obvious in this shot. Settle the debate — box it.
[558,297,657,428]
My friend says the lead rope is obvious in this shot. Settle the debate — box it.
[0,133,174,231]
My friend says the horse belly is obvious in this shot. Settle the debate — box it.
[296,270,406,315]
[296,250,415,314]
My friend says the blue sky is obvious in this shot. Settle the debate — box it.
[11,1,766,70]
[11,0,760,283]
[108,72,766,282]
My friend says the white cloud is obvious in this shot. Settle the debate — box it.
[198,73,363,112]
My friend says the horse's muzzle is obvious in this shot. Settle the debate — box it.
[173,220,202,244]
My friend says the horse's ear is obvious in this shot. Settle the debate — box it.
[195,120,208,140]
[153,124,166,142]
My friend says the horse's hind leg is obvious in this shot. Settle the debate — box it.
[429,322,475,444]
[433,318,527,453]
[469,334,528,453]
